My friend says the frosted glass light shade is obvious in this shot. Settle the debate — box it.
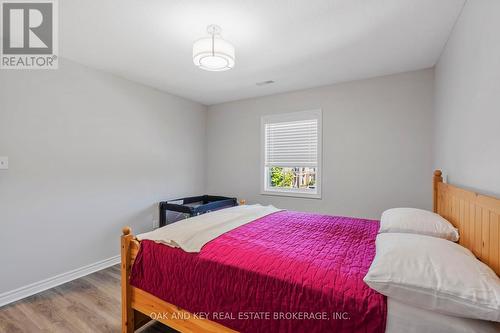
[193,35,235,71]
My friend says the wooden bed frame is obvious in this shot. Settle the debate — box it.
[433,170,500,276]
[121,170,500,332]
[120,227,237,333]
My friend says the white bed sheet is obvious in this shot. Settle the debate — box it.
[386,298,500,333]
[137,204,281,252]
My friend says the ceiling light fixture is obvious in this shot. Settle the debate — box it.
[193,25,235,72]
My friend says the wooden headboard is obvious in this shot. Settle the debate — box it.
[433,170,500,275]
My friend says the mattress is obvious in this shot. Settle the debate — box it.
[386,298,500,333]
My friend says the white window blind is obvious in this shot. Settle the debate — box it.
[264,118,319,168]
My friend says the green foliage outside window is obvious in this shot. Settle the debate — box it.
[270,167,294,188]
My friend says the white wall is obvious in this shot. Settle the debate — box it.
[434,0,500,197]
[0,59,206,294]
[206,69,434,219]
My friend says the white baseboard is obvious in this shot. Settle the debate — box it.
[0,255,120,308]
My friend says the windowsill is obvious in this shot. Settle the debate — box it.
[260,190,322,199]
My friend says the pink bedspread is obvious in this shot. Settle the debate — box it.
[130,211,386,333]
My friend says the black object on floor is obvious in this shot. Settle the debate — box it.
[159,195,237,227]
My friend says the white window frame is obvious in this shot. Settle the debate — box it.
[260,109,322,199]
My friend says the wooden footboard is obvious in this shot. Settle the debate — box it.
[121,227,150,332]
[120,227,237,333]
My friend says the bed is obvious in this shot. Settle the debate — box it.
[120,170,500,332]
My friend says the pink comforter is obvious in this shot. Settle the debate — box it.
[130,211,386,333]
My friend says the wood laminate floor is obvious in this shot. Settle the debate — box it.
[0,265,177,333]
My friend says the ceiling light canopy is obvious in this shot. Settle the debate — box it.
[193,25,235,72]
[256,80,275,86]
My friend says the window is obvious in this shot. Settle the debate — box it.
[261,110,322,198]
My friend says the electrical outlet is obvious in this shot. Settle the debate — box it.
[0,156,8,170]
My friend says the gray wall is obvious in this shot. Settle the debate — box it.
[434,0,500,197]
[0,59,206,294]
[206,69,434,219]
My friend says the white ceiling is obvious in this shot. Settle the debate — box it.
[60,0,465,105]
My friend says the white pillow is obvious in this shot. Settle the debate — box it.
[380,208,459,241]
[364,233,500,322]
